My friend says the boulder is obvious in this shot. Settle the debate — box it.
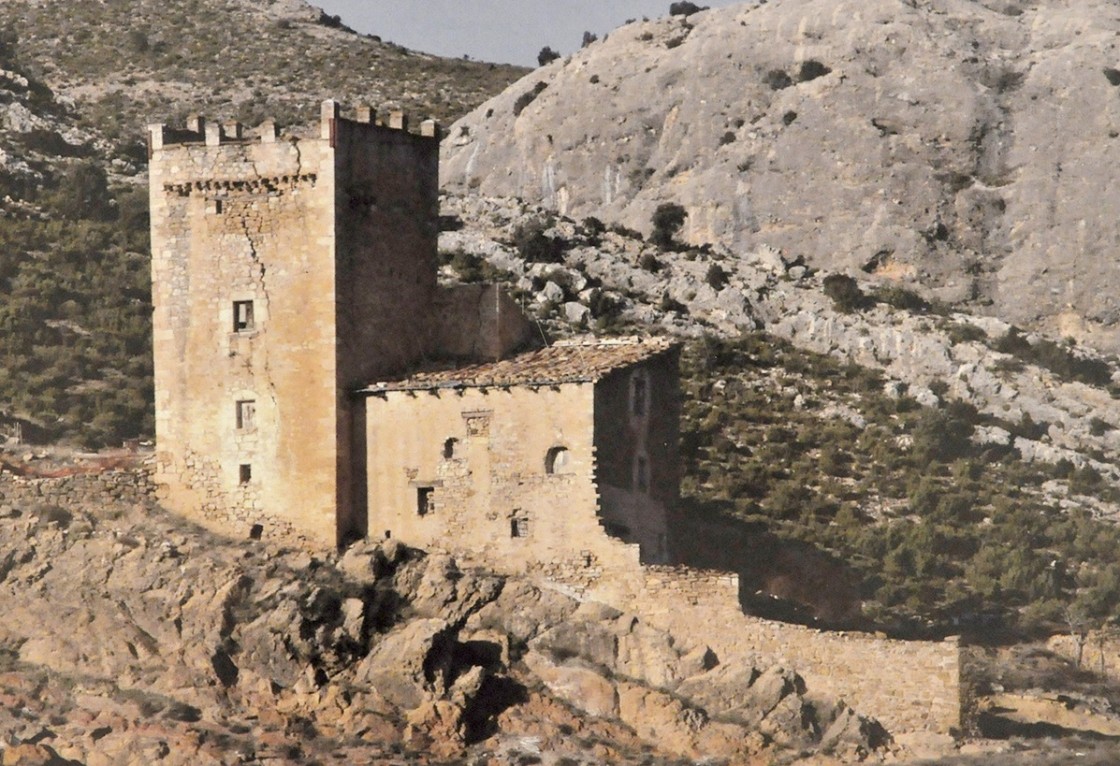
[563,301,590,325]
[523,650,619,718]
[354,618,456,709]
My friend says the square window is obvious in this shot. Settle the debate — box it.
[236,400,256,430]
[417,487,434,516]
[239,464,252,484]
[511,516,529,538]
[233,300,255,332]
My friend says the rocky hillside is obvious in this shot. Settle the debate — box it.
[3,0,525,138]
[440,192,1120,638]
[0,466,887,765]
[0,0,525,447]
[441,0,1120,352]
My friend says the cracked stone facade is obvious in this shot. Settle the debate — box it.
[149,101,452,545]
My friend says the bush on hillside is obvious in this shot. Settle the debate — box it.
[650,202,687,249]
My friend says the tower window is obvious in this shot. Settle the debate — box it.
[233,300,255,332]
[236,400,256,430]
[239,464,252,484]
[442,438,459,459]
[635,455,650,493]
[417,487,435,516]
[510,516,530,538]
[545,446,572,475]
[631,373,648,417]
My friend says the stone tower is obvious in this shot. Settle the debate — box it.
[148,101,440,545]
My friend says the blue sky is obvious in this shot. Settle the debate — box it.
[313,1,745,66]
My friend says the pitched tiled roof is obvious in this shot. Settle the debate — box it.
[360,337,677,393]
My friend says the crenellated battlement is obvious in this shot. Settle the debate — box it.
[147,99,441,155]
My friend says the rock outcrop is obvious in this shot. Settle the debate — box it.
[442,0,1120,351]
[0,466,891,764]
[441,191,1120,512]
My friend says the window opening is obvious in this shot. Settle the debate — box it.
[545,446,572,475]
[443,438,459,459]
[236,400,256,430]
[233,300,255,332]
[239,464,252,484]
[417,487,435,516]
[635,455,649,493]
[631,373,648,417]
[510,515,530,538]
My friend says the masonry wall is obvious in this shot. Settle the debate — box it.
[431,284,536,362]
[582,563,963,735]
[150,128,340,545]
[594,351,680,563]
[330,111,441,540]
[364,383,642,576]
[150,108,443,546]
[0,467,156,517]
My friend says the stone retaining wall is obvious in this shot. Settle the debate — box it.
[584,562,964,735]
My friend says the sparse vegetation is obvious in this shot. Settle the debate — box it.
[822,274,869,313]
[650,202,687,249]
[669,2,707,16]
[511,218,567,263]
[537,46,561,66]
[678,333,1120,638]
[994,328,1113,387]
[513,82,549,117]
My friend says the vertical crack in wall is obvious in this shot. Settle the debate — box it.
[235,167,281,420]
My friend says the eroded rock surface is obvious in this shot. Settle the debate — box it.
[443,0,1120,351]
[0,468,892,764]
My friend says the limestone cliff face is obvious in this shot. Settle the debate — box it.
[441,0,1120,350]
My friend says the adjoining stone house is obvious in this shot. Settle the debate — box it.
[359,337,679,567]
[146,99,680,559]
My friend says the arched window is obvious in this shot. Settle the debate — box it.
[545,446,573,475]
[442,438,459,459]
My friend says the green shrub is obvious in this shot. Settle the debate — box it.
[822,273,868,313]
[650,202,687,249]
[537,47,560,66]
[669,1,705,15]
[764,69,792,90]
[511,219,566,263]
[513,82,549,116]
[705,263,729,290]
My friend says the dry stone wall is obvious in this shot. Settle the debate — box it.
[0,466,156,517]
[576,562,964,735]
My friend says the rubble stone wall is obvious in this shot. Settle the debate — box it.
[578,562,964,735]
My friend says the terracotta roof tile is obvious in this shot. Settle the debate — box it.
[361,337,677,393]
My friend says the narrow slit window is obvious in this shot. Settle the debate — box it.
[635,455,650,493]
[239,464,252,484]
[236,400,256,430]
[233,300,255,332]
[631,373,648,417]
[417,487,434,516]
